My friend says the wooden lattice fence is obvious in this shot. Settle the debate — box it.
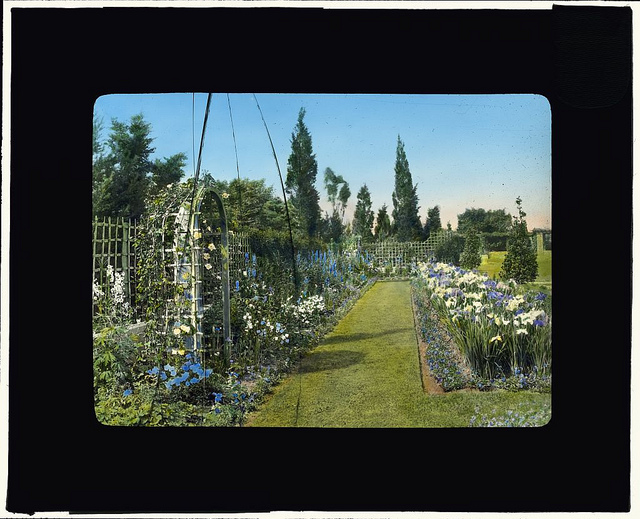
[92,216,252,316]
[92,217,138,312]
[362,231,453,267]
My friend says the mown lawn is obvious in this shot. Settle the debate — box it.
[478,250,552,290]
[245,280,550,428]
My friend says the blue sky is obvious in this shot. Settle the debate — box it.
[93,93,551,230]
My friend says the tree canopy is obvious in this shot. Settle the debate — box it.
[92,113,187,220]
[456,207,512,234]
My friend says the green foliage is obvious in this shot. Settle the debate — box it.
[150,153,187,195]
[286,108,322,238]
[92,113,187,220]
[501,197,538,284]
[457,207,512,235]
[434,233,464,265]
[200,174,294,233]
[460,227,482,270]
[374,204,392,241]
[482,232,510,252]
[391,136,422,241]
[324,167,350,221]
[352,184,375,242]
[423,205,442,239]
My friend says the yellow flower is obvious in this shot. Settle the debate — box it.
[490,335,502,343]
[181,271,190,280]
[222,192,230,199]
[180,324,190,333]
[203,252,210,260]
[193,231,202,240]
[173,327,181,336]
[208,243,216,251]
[178,349,186,355]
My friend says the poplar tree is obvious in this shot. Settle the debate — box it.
[391,136,422,241]
[286,108,321,238]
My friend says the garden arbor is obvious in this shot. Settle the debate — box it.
[151,184,233,366]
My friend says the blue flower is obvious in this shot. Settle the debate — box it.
[123,389,133,397]
[535,292,547,301]
[160,372,168,381]
[147,366,159,376]
[534,319,545,327]
[235,280,240,292]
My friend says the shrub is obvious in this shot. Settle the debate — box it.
[501,197,538,284]
[434,234,464,265]
[460,228,482,270]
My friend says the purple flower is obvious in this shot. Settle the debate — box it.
[534,319,545,327]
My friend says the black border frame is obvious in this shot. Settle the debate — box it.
[7,5,632,514]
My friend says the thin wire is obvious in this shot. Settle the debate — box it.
[252,94,299,290]
[227,94,241,182]
[192,93,196,178]
[227,94,242,222]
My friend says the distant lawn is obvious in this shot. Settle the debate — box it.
[478,250,551,291]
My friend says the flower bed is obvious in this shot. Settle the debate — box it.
[411,261,551,392]
[93,244,378,426]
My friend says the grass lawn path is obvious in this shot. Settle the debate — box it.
[246,280,422,427]
[246,279,551,427]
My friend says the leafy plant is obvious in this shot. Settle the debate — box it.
[501,197,538,284]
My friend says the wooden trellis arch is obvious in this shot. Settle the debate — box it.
[171,186,232,366]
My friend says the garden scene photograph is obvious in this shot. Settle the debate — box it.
[92,92,552,428]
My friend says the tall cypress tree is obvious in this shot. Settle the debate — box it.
[391,135,422,241]
[286,108,321,238]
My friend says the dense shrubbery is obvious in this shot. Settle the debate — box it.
[93,221,378,426]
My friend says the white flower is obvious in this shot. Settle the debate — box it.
[205,263,212,270]
[222,192,230,199]
[208,243,216,251]
[180,324,190,333]
[516,328,528,335]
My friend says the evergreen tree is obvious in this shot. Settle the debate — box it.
[92,113,187,220]
[150,153,187,195]
[460,227,482,270]
[352,184,375,242]
[391,136,422,241]
[424,205,442,239]
[286,108,321,238]
[374,204,392,241]
[500,197,538,283]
